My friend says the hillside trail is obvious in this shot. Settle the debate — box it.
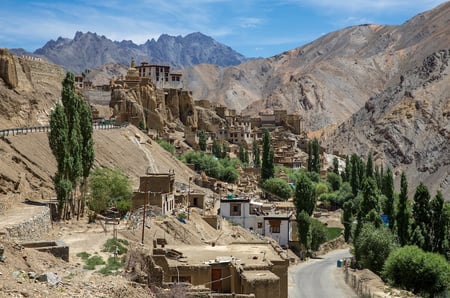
[132,135,158,173]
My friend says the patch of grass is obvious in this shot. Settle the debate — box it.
[76,251,91,260]
[97,256,125,276]
[102,238,129,255]
[326,227,343,241]
[83,255,105,270]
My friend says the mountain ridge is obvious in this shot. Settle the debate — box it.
[25,31,248,73]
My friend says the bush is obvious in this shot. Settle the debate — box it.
[157,140,175,155]
[83,255,105,270]
[261,178,292,200]
[97,256,125,276]
[327,172,342,191]
[103,238,129,255]
[354,223,398,274]
[382,245,450,297]
[310,219,328,251]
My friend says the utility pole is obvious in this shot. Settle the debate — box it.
[187,177,192,220]
[141,187,149,245]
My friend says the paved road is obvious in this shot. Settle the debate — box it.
[288,249,358,298]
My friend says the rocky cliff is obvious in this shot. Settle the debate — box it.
[109,81,198,132]
[0,49,65,128]
[324,50,450,196]
[0,48,18,89]
[32,32,247,73]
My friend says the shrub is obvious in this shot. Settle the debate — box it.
[310,219,328,251]
[83,255,105,270]
[157,140,175,155]
[354,223,398,274]
[382,245,450,297]
[103,238,129,255]
[261,178,292,200]
[97,256,125,276]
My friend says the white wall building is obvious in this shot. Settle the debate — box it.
[220,197,293,247]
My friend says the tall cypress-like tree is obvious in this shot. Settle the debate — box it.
[333,157,339,175]
[261,130,274,180]
[307,138,320,173]
[430,191,448,254]
[294,174,316,216]
[239,143,246,163]
[366,152,373,177]
[198,130,207,151]
[396,172,411,246]
[342,155,351,182]
[350,154,361,196]
[382,168,395,229]
[49,72,89,219]
[343,200,353,243]
[252,139,260,168]
[212,139,222,158]
[79,101,94,218]
[412,183,432,251]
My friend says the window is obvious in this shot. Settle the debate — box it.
[269,220,281,233]
[230,203,241,216]
[257,222,263,229]
[270,225,281,233]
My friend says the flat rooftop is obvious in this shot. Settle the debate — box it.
[241,270,279,282]
[164,242,284,267]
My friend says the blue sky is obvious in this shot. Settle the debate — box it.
[0,0,447,58]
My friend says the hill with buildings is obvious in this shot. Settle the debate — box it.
[14,31,248,73]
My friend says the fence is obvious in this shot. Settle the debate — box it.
[0,122,128,138]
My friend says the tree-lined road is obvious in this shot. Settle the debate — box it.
[289,249,357,298]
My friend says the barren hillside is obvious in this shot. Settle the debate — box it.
[182,2,450,131]
[0,126,200,204]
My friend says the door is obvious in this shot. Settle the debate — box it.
[211,268,222,292]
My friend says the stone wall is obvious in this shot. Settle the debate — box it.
[4,207,52,241]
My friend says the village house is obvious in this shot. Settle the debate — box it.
[151,241,289,298]
[135,61,183,89]
[132,170,176,215]
[219,196,294,248]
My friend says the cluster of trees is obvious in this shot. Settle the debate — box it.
[315,152,450,297]
[49,72,94,220]
[180,150,240,183]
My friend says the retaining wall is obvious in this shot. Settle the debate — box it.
[4,207,51,241]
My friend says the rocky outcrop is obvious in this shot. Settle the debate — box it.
[0,48,18,89]
[110,81,198,131]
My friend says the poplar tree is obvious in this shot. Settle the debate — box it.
[366,152,373,177]
[396,172,411,246]
[412,183,432,251]
[239,143,246,163]
[430,191,449,254]
[261,129,274,181]
[252,139,260,168]
[212,139,222,158]
[294,173,316,216]
[333,157,339,175]
[382,168,395,229]
[307,138,320,174]
[79,101,95,217]
[198,130,207,151]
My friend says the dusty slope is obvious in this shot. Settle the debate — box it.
[182,2,450,131]
[0,125,199,204]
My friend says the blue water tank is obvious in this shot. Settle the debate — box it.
[337,259,342,268]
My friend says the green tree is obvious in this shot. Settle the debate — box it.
[333,157,339,175]
[221,143,229,158]
[350,154,362,196]
[342,155,351,182]
[396,172,411,246]
[212,139,222,158]
[430,191,449,255]
[198,130,207,151]
[297,211,312,256]
[88,167,132,216]
[261,178,292,200]
[382,245,450,297]
[366,152,373,177]
[343,200,353,242]
[307,138,321,174]
[238,143,249,164]
[49,72,87,219]
[355,177,381,240]
[79,101,94,218]
[310,219,328,251]
[354,223,398,274]
[261,129,274,181]
[294,174,316,216]
[326,172,341,192]
[412,182,431,251]
[381,168,395,229]
[252,139,260,168]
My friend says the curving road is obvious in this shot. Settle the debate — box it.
[288,249,357,298]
